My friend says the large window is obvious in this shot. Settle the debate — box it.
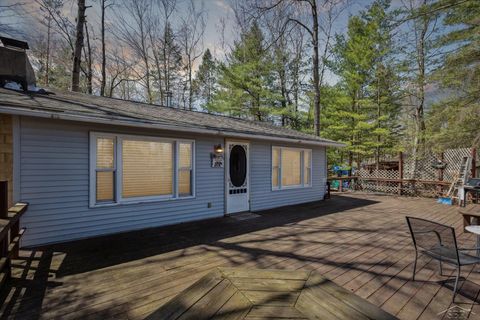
[122,140,173,198]
[90,133,194,206]
[272,146,312,190]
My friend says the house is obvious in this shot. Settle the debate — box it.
[0,41,343,247]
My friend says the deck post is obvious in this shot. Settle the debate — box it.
[472,148,477,178]
[0,181,7,219]
[438,152,444,196]
[0,181,8,272]
[398,152,403,195]
[10,220,19,259]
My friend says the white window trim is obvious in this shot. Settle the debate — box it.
[272,146,312,191]
[89,132,195,208]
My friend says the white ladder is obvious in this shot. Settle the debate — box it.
[447,156,471,200]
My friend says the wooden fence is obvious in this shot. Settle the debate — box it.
[329,148,477,198]
[0,181,27,290]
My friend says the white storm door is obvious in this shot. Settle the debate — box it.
[226,141,249,214]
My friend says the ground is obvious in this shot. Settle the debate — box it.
[0,193,479,319]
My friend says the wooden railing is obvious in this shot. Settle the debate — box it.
[327,176,452,196]
[0,181,27,289]
[327,176,358,192]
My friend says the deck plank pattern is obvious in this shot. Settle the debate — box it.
[0,193,479,319]
[148,267,397,320]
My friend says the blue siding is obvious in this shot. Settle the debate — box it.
[19,117,225,246]
[250,141,326,211]
[18,117,327,246]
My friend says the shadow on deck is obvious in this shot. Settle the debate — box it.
[0,193,479,319]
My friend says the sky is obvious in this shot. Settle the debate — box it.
[1,0,370,53]
[0,0,408,86]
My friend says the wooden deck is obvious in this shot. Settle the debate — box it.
[149,267,397,319]
[1,193,479,319]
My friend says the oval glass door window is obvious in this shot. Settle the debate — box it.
[230,145,247,187]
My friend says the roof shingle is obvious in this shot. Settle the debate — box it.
[0,88,343,147]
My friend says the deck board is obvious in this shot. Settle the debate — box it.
[1,193,479,319]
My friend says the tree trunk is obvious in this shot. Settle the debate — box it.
[376,76,381,170]
[71,0,86,92]
[45,14,51,86]
[100,0,106,96]
[279,64,287,127]
[149,31,164,104]
[85,23,93,94]
[188,58,193,110]
[311,0,320,136]
[412,0,428,178]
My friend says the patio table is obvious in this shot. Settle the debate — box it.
[461,206,480,256]
[465,225,480,256]
[146,267,397,320]
[459,204,480,227]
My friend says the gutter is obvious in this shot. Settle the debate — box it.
[0,106,345,148]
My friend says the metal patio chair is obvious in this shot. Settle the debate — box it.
[406,216,480,302]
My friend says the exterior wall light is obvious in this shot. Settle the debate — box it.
[214,144,224,154]
[211,144,224,168]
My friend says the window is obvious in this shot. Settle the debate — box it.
[272,147,312,190]
[282,149,301,186]
[272,148,280,188]
[95,137,116,202]
[90,133,194,206]
[178,142,193,196]
[122,140,173,198]
[304,150,311,185]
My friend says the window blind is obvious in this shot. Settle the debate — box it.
[96,137,115,202]
[178,143,192,196]
[122,140,173,198]
[272,147,280,188]
[304,150,311,185]
[281,149,301,186]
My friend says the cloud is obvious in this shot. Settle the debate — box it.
[213,0,233,12]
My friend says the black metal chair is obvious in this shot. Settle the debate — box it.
[406,216,480,302]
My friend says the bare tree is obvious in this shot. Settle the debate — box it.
[106,48,138,98]
[157,0,180,106]
[116,0,153,103]
[71,0,87,92]
[84,22,93,94]
[244,0,345,136]
[36,0,75,51]
[215,16,228,56]
[99,0,113,96]
[36,0,59,86]
[178,0,206,110]
[36,1,55,86]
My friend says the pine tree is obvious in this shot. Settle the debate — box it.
[326,0,401,168]
[193,49,217,110]
[330,15,377,167]
[209,22,278,120]
[427,0,480,149]
[365,0,402,165]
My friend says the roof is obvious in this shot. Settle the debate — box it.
[0,88,344,147]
